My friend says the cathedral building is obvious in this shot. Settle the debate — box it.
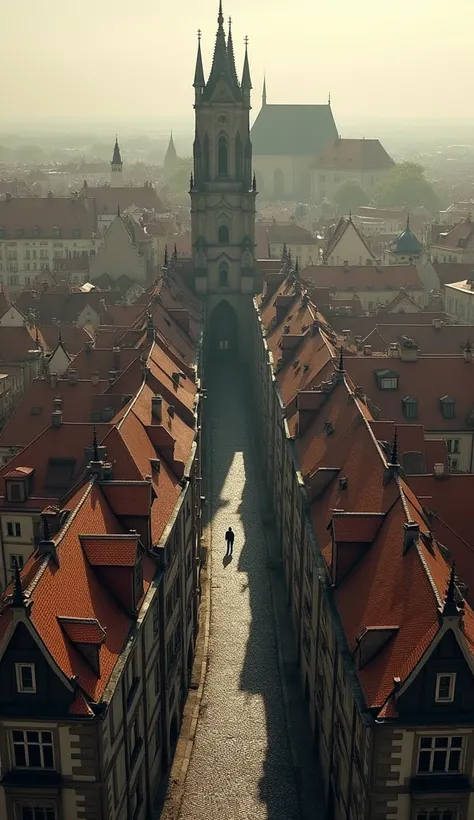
[190,2,258,357]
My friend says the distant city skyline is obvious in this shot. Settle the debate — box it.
[4,0,474,125]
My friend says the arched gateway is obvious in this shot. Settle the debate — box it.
[208,299,238,353]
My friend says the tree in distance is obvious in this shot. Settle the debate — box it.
[334,180,370,212]
[375,161,439,213]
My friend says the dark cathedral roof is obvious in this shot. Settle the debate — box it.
[251,104,338,156]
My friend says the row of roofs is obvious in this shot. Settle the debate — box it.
[0,260,202,710]
[259,264,474,722]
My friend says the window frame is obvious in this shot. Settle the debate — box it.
[417,735,464,775]
[435,672,456,704]
[15,663,37,694]
[12,729,54,769]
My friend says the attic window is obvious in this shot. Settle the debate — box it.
[15,663,36,694]
[402,396,418,419]
[53,226,61,238]
[435,672,456,703]
[375,369,398,390]
[6,481,26,503]
[32,226,40,238]
[440,395,455,419]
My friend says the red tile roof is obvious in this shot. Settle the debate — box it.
[343,354,474,431]
[433,218,474,251]
[0,377,109,450]
[0,480,157,706]
[358,323,474,356]
[80,534,139,566]
[83,185,164,215]
[302,264,423,292]
[0,196,96,239]
[293,375,474,714]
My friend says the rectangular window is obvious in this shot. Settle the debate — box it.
[10,554,24,570]
[435,673,456,703]
[417,736,464,774]
[19,805,57,820]
[15,663,36,694]
[415,809,460,820]
[12,730,54,768]
[7,521,22,537]
[381,377,398,389]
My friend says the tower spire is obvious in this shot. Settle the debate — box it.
[110,135,123,187]
[262,75,267,106]
[193,29,205,88]
[241,35,252,91]
[227,17,239,89]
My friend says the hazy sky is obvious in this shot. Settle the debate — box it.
[4,0,474,127]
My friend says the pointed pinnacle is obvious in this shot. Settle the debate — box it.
[12,557,24,608]
[218,0,223,26]
[442,562,459,616]
[92,425,99,462]
[390,427,399,466]
[338,346,344,372]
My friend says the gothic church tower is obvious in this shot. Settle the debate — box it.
[110,137,123,188]
[191,2,257,344]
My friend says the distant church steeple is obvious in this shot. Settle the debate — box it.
[110,136,123,188]
[262,76,267,107]
[164,131,179,173]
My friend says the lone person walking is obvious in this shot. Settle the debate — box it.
[225,526,235,556]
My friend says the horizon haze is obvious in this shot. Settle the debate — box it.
[4,0,474,129]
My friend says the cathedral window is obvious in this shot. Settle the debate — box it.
[218,137,228,177]
[219,262,229,287]
[218,225,229,244]
[235,133,242,180]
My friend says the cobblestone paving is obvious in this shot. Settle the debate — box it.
[175,361,303,820]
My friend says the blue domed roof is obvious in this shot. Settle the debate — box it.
[394,220,422,255]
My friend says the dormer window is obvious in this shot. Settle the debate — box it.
[32,226,40,238]
[53,226,61,238]
[375,369,399,390]
[435,672,456,703]
[15,663,36,694]
[402,396,418,419]
[440,396,455,419]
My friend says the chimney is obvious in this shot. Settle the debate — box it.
[464,340,472,363]
[363,344,372,356]
[168,405,175,418]
[68,369,78,386]
[403,520,420,554]
[112,346,120,371]
[108,370,117,387]
[434,462,447,479]
[151,395,163,422]
[50,373,58,389]
[433,318,442,330]
[91,371,100,386]
[85,339,94,353]
[52,409,63,428]
[398,338,418,362]
[388,342,399,358]
[53,397,62,411]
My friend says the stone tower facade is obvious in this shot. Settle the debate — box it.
[110,136,123,188]
[191,3,257,351]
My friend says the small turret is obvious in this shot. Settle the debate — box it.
[193,29,205,104]
[241,36,252,102]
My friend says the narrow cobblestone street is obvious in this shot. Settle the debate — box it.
[167,358,320,820]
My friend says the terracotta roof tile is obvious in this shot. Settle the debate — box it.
[303,264,423,292]
[80,534,139,566]
[0,196,95,239]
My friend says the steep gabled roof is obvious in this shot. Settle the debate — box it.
[251,104,338,156]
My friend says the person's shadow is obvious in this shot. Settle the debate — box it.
[222,553,233,568]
